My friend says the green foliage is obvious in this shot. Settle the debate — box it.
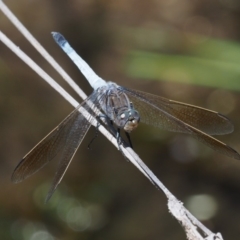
[125,37,240,91]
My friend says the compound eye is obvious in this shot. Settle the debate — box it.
[120,113,125,119]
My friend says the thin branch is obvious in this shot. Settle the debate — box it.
[0,0,86,100]
[0,1,224,239]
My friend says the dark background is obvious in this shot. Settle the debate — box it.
[1,0,240,239]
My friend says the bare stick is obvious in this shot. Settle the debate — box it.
[0,0,86,100]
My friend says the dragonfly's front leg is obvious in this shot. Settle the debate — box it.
[87,114,107,149]
[96,113,133,150]
[125,132,133,148]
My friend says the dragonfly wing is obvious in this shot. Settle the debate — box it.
[11,105,86,183]
[121,87,233,135]
[179,122,240,160]
[121,87,240,160]
[45,106,92,202]
[12,92,99,198]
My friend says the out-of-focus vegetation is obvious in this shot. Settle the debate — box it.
[1,0,240,240]
[126,31,240,90]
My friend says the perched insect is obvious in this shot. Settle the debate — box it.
[12,33,240,202]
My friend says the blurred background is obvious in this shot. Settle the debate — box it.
[1,0,240,239]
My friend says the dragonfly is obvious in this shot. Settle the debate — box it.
[12,32,240,202]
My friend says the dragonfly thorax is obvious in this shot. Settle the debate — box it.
[97,83,140,132]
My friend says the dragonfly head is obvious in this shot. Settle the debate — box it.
[120,109,140,133]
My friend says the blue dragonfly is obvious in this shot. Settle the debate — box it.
[12,33,240,201]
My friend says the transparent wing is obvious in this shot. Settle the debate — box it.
[121,87,233,135]
[45,109,91,202]
[121,87,240,160]
[12,92,99,200]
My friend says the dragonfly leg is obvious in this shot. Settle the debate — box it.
[96,115,133,151]
[116,128,122,150]
[88,115,105,149]
[116,129,133,149]
[125,132,133,148]
[87,123,100,150]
